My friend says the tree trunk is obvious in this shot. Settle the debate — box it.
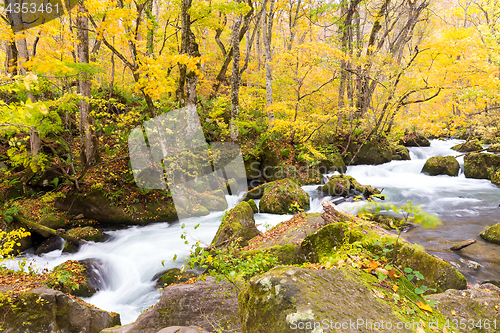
[230,10,243,141]
[78,1,98,167]
[263,0,275,126]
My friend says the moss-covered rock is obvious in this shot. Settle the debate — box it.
[242,244,303,266]
[480,223,500,244]
[399,133,431,147]
[345,141,393,165]
[0,286,120,333]
[211,201,260,248]
[365,213,406,230]
[55,189,178,226]
[297,221,466,293]
[464,152,500,179]
[316,175,381,198]
[258,179,310,214]
[247,199,258,213]
[296,222,364,263]
[153,268,198,289]
[63,226,107,252]
[393,145,411,160]
[387,243,467,293]
[34,236,64,255]
[316,152,347,174]
[487,143,500,152]
[238,266,416,333]
[452,140,483,152]
[48,259,107,297]
[421,156,460,176]
[243,182,272,201]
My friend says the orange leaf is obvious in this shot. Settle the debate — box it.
[416,301,433,312]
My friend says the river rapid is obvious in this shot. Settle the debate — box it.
[10,139,500,324]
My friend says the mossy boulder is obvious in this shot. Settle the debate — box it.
[63,226,107,252]
[421,156,460,176]
[48,259,107,297]
[122,276,240,333]
[345,141,393,165]
[399,133,431,147]
[316,175,381,198]
[258,179,310,214]
[480,223,500,244]
[238,266,415,333]
[393,145,411,160]
[0,286,120,333]
[243,182,273,201]
[365,213,405,230]
[297,222,466,293]
[35,236,64,255]
[452,140,483,152]
[55,189,178,226]
[247,199,258,213]
[316,152,347,174]
[464,152,500,179]
[487,143,500,153]
[242,244,303,266]
[296,222,364,263]
[427,283,500,333]
[386,243,467,293]
[153,268,198,289]
[260,144,282,181]
[211,201,260,248]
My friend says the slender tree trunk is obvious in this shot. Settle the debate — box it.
[230,10,243,141]
[78,1,98,167]
[263,0,275,126]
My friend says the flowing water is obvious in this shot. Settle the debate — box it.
[9,139,500,324]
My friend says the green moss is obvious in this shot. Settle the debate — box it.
[452,140,482,152]
[211,201,260,248]
[258,178,309,214]
[317,175,381,198]
[247,199,258,214]
[421,156,459,176]
[464,152,500,180]
[480,223,500,244]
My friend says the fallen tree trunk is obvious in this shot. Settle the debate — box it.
[450,238,476,251]
[13,214,87,246]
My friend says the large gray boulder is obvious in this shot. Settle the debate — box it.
[239,266,414,333]
[427,283,500,333]
[0,286,120,332]
[211,201,260,248]
[122,276,240,333]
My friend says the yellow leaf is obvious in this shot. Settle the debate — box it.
[416,301,433,312]
[443,327,448,333]
[451,310,456,315]
[416,327,425,333]
[392,285,398,292]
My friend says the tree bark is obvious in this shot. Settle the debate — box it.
[230,9,243,141]
[263,0,275,126]
[78,1,98,167]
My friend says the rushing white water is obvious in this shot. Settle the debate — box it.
[344,139,500,284]
[10,138,500,324]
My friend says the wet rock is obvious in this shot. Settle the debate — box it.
[211,201,260,248]
[427,283,500,333]
[399,133,431,147]
[464,152,500,180]
[153,268,198,289]
[421,155,460,176]
[123,276,239,333]
[49,259,107,297]
[317,175,381,198]
[345,141,393,165]
[63,226,107,252]
[0,286,120,332]
[259,178,310,214]
[480,223,500,244]
[34,236,63,255]
[393,145,411,160]
[55,189,178,226]
[239,266,414,333]
[452,139,483,152]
